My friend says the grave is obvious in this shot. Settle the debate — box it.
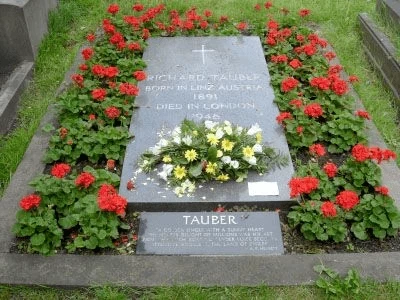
[0,0,58,134]
[137,212,284,255]
[120,36,295,211]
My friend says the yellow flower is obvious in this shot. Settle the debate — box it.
[174,165,187,180]
[256,132,262,144]
[184,149,198,162]
[207,133,219,146]
[205,162,217,175]
[221,139,234,152]
[216,174,229,181]
[192,130,198,136]
[162,155,172,163]
[242,146,254,158]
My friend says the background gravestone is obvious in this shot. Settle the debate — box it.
[0,0,58,134]
[120,36,295,210]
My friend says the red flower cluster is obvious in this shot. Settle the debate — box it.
[348,75,359,83]
[323,162,338,178]
[324,51,336,60]
[107,4,119,15]
[133,4,144,12]
[331,78,348,95]
[127,42,142,51]
[299,9,311,17]
[289,176,319,198]
[20,194,41,211]
[51,163,71,178]
[265,1,272,9]
[133,70,147,81]
[289,59,302,69]
[321,201,337,217]
[375,186,389,196]
[75,172,95,189]
[92,65,119,78]
[271,54,288,63]
[81,48,94,60]
[310,77,331,90]
[236,22,248,31]
[289,98,303,108]
[351,144,397,163]
[97,184,127,216]
[281,77,299,92]
[59,127,68,139]
[86,33,95,42]
[335,190,359,210]
[92,88,107,101]
[309,143,326,156]
[276,112,292,124]
[254,4,261,11]
[355,110,370,119]
[304,103,323,118]
[104,106,121,119]
[103,19,116,34]
[71,74,84,87]
[119,83,139,96]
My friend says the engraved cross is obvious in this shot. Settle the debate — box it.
[192,45,215,65]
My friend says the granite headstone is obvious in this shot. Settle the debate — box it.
[120,36,294,210]
[136,212,284,255]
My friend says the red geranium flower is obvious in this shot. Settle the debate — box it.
[91,88,107,101]
[271,54,288,63]
[106,159,116,170]
[289,59,302,69]
[75,172,95,189]
[219,15,229,23]
[276,112,292,124]
[204,9,212,17]
[289,176,319,198]
[254,4,261,11]
[348,75,359,83]
[331,78,348,96]
[51,163,71,178]
[296,126,304,134]
[81,47,94,60]
[324,51,336,60]
[119,83,139,96]
[88,114,96,121]
[92,65,105,77]
[336,190,359,210]
[303,43,316,56]
[351,144,370,162]
[86,33,95,42]
[289,98,303,108]
[20,194,41,211]
[79,64,88,71]
[104,106,121,119]
[128,42,142,51]
[304,103,323,118]
[310,77,331,90]
[133,70,147,81]
[375,186,389,196]
[107,4,119,15]
[281,77,299,92]
[97,184,127,216]
[299,9,311,17]
[142,28,150,40]
[133,4,144,12]
[309,143,326,157]
[321,201,337,218]
[71,74,84,87]
[355,110,370,119]
[264,1,272,9]
[323,162,338,178]
[104,66,119,78]
[236,22,248,31]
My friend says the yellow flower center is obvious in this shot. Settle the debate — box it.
[221,139,234,152]
[256,132,262,143]
[184,149,198,162]
[242,146,254,158]
[216,174,230,181]
[207,133,219,146]
[162,155,172,163]
[173,165,187,180]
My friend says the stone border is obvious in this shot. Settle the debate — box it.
[0,41,399,287]
[358,13,400,101]
[0,61,33,134]
[376,0,400,28]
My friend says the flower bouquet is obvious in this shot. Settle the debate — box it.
[139,119,288,196]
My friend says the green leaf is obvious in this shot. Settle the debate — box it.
[42,123,55,133]
[207,146,218,161]
[189,163,203,177]
[30,233,46,246]
[58,215,78,229]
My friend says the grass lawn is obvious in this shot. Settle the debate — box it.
[0,0,399,297]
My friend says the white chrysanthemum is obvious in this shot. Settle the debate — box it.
[224,125,233,135]
[221,156,232,164]
[158,138,169,147]
[205,120,217,129]
[246,156,257,165]
[230,160,239,169]
[182,135,192,145]
[174,186,184,197]
[247,123,262,135]
[150,145,161,155]
[158,164,173,181]
[171,126,181,137]
[217,150,223,158]
[236,126,243,134]
[182,179,195,193]
[173,136,181,144]
[215,128,224,139]
[252,143,263,153]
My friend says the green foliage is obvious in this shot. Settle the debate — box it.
[351,194,400,240]
[314,264,362,298]
[288,201,348,242]
[12,207,63,255]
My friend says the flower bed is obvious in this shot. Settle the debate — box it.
[12,2,400,255]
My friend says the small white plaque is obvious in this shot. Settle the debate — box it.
[248,182,279,196]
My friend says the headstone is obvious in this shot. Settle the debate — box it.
[136,212,284,255]
[120,36,295,210]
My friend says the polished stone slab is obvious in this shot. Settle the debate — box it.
[120,36,295,210]
[136,212,284,255]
